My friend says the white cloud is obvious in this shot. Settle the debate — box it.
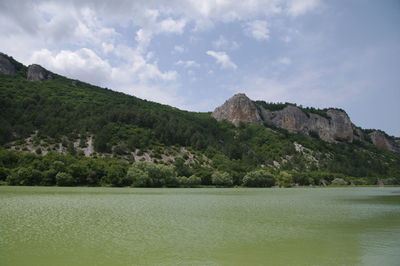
[174,45,185,53]
[159,18,186,34]
[206,50,237,70]
[176,60,200,68]
[213,35,239,50]
[244,20,270,41]
[135,28,153,52]
[101,42,114,54]
[277,57,292,65]
[29,47,181,107]
[0,0,322,111]
[286,0,320,16]
[30,48,112,85]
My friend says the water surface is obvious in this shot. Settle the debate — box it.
[1,187,399,265]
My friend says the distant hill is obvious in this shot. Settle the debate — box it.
[1,52,400,187]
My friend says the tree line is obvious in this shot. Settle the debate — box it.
[1,149,396,187]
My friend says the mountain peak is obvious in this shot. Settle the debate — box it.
[212,93,263,126]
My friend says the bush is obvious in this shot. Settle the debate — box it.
[188,175,202,186]
[7,167,43,186]
[41,169,57,186]
[351,177,369,185]
[56,172,75,186]
[242,169,275,187]
[211,171,233,187]
[0,167,10,181]
[276,171,293,187]
[177,175,202,187]
[331,178,347,186]
[382,178,399,185]
[103,164,128,186]
[127,162,177,187]
[127,166,150,187]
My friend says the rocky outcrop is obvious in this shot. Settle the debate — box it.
[352,126,365,142]
[212,93,263,126]
[260,105,309,133]
[258,105,353,142]
[27,64,52,81]
[325,109,353,142]
[0,54,17,75]
[212,93,399,152]
[368,131,400,153]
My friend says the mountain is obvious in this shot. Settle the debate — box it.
[1,52,400,187]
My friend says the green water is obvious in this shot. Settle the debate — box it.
[1,187,399,266]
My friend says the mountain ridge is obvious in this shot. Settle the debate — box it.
[1,52,400,187]
[212,93,399,153]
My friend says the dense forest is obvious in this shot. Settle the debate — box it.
[1,53,400,187]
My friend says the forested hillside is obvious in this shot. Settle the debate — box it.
[1,53,400,187]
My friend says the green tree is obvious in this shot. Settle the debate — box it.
[103,164,128,186]
[187,175,202,186]
[242,169,275,187]
[127,162,177,187]
[177,175,202,187]
[276,171,293,187]
[127,166,150,187]
[56,172,75,186]
[211,171,233,187]
[7,167,42,186]
[331,178,347,186]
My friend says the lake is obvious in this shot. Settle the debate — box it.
[1,186,399,266]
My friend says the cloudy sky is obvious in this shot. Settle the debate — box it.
[1,0,399,136]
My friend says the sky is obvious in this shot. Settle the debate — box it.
[1,0,399,136]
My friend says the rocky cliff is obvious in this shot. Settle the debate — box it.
[27,64,52,81]
[212,93,399,152]
[212,93,263,126]
[0,54,52,81]
[368,131,400,153]
[0,54,17,75]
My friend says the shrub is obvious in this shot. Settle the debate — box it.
[127,166,150,187]
[187,175,202,186]
[0,167,10,181]
[276,171,293,187]
[104,164,128,186]
[382,178,399,185]
[7,167,43,186]
[211,171,233,187]
[177,175,202,187]
[242,169,275,187]
[331,178,347,186]
[127,162,177,187]
[56,172,75,186]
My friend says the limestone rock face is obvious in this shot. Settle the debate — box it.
[27,64,52,81]
[213,94,356,143]
[261,105,309,133]
[353,126,365,142]
[326,109,353,142]
[369,131,400,153]
[306,113,331,141]
[211,93,263,126]
[258,106,353,142]
[212,93,400,152]
[0,55,17,75]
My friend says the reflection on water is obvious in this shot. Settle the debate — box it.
[0,187,399,266]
